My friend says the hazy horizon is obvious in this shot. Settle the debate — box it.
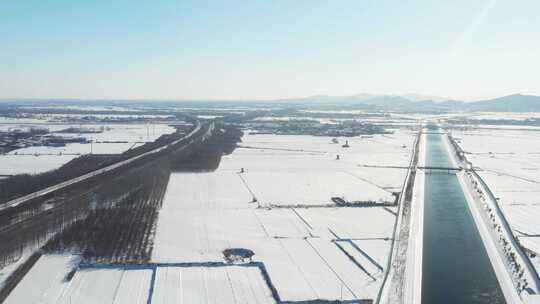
[2,0,540,101]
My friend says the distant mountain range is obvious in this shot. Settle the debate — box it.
[278,93,540,112]
[3,93,540,112]
[465,94,540,112]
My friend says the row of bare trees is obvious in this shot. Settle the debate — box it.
[43,157,170,263]
[0,123,243,267]
[0,123,197,203]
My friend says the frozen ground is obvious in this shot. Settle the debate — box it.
[152,130,414,302]
[452,127,540,273]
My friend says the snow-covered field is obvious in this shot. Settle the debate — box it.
[466,112,540,121]
[152,266,274,304]
[232,132,413,194]
[59,268,152,304]
[4,254,152,304]
[0,123,175,175]
[20,105,143,112]
[152,177,395,301]
[1,154,79,176]
[4,255,76,304]
[2,130,414,303]
[452,127,540,272]
[152,130,414,302]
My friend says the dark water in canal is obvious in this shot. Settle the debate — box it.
[421,133,505,304]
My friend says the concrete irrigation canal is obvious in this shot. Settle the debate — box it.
[421,132,506,303]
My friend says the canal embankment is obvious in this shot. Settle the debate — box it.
[405,130,426,304]
[378,129,425,304]
[444,133,540,304]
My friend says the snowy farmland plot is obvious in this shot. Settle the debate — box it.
[4,254,152,304]
[4,254,76,304]
[151,265,274,304]
[452,127,540,272]
[223,131,414,202]
[0,154,80,176]
[57,268,152,304]
[150,130,414,302]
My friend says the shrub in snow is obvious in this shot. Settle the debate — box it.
[223,248,255,263]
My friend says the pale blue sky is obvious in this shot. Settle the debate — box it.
[1,0,539,101]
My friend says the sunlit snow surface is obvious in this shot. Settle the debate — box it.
[453,127,540,273]
[3,255,152,304]
[151,131,414,302]
[151,266,274,304]
[2,130,414,303]
[60,268,152,304]
[4,255,74,304]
